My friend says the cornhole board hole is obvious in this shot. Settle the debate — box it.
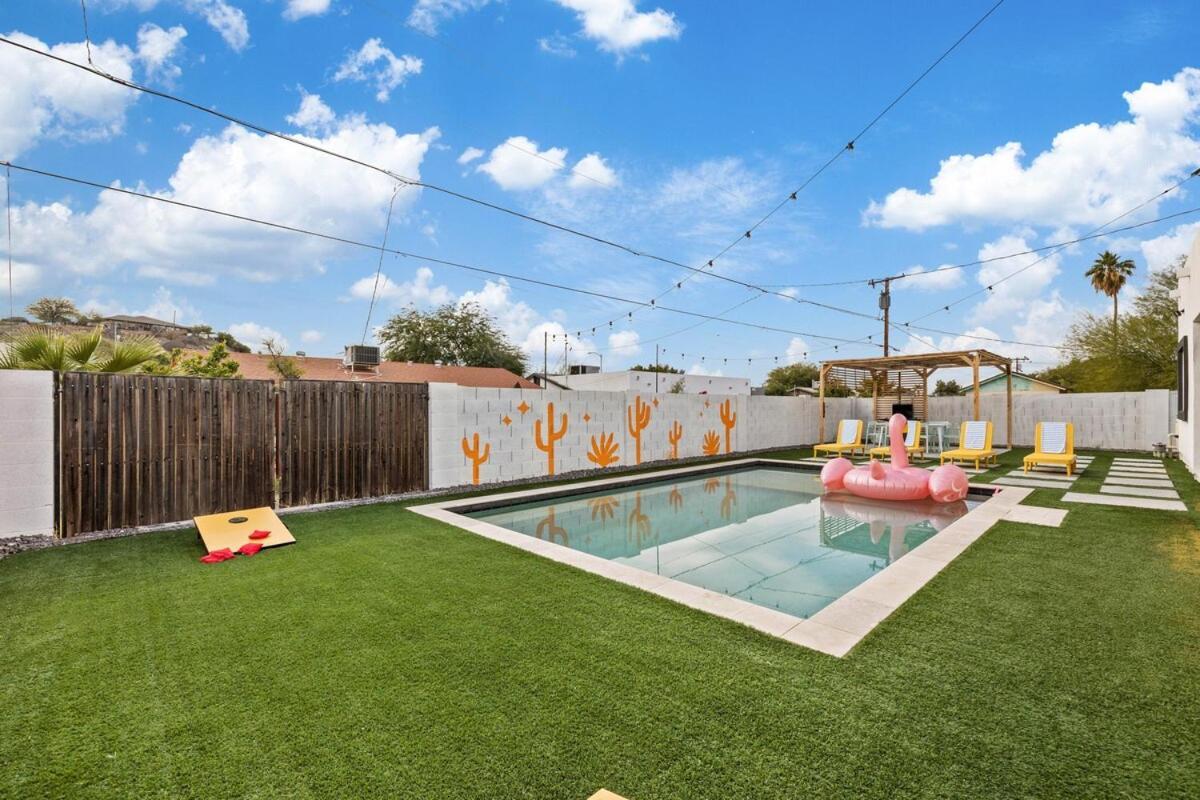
[194,507,295,554]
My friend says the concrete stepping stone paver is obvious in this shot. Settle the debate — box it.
[1003,505,1068,527]
[992,476,1077,489]
[1005,470,1075,482]
[1062,492,1186,512]
[1099,485,1181,500]
[1103,476,1175,488]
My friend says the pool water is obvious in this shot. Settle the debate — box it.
[468,467,977,619]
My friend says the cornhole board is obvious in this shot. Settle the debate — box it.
[588,792,629,800]
[193,507,295,554]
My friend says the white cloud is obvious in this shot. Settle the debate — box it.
[134,23,187,82]
[2,261,41,296]
[538,32,577,58]
[971,233,1063,317]
[283,0,332,21]
[456,146,484,164]
[82,286,200,325]
[300,329,324,343]
[94,1,248,50]
[865,68,1200,231]
[687,363,721,377]
[607,329,640,356]
[569,153,618,188]
[229,322,287,352]
[0,31,140,159]
[1012,292,1073,350]
[1140,220,1200,273]
[407,0,495,35]
[477,136,566,190]
[136,264,214,286]
[285,90,336,134]
[551,0,682,54]
[8,117,439,285]
[894,264,966,292]
[785,337,810,363]
[334,38,423,102]
[655,157,771,217]
[348,266,453,306]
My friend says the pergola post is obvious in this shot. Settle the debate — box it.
[1005,363,1013,448]
[971,353,981,421]
[818,364,830,443]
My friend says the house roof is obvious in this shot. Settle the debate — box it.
[209,352,540,389]
[977,371,1065,391]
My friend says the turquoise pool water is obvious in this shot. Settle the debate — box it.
[468,467,977,619]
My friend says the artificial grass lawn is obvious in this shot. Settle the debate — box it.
[2,449,1198,799]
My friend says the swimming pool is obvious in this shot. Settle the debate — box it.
[466,466,979,620]
[411,459,1012,656]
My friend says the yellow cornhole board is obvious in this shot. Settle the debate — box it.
[193,507,295,554]
[588,792,629,800]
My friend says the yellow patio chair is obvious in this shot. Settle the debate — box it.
[813,419,864,458]
[1022,422,1077,476]
[939,420,998,469]
[869,420,922,461]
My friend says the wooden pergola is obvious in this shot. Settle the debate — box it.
[818,349,1014,448]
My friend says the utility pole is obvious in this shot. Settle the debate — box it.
[878,277,892,356]
[543,330,548,383]
[1013,355,1030,374]
[563,339,569,387]
[655,343,661,393]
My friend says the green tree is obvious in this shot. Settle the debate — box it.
[377,302,528,374]
[1085,250,1136,332]
[215,331,251,353]
[263,337,303,380]
[668,377,686,393]
[145,343,242,378]
[0,326,162,372]
[630,363,684,374]
[762,362,819,395]
[25,297,81,324]
[932,379,964,396]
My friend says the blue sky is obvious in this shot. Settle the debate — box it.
[2,0,1200,381]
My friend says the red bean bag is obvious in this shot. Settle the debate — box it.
[249,530,270,540]
[200,548,235,564]
[237,542,263,557]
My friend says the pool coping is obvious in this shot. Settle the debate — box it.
[409,458,1033,658]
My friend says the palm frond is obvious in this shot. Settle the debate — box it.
[96,335,164,373]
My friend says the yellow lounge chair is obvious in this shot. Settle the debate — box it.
[1023,422,1077,476]
[939,421,998,469]
[813,419,864,458]
[869,420,922,461]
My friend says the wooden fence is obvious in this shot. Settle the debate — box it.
[56,372,429,537]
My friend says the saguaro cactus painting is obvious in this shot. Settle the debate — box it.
[627,396,651,464]
[667,420,683,459]
[535,401,568,475]
[719,398,737,454]
[460,432,490,485]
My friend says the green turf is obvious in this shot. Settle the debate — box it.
[2,448,1198,799]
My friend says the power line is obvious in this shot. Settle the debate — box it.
[78,0,95,66]
[0,36,821,312]
[4,163,12,318]
[361,183,401,345]
[585,0,1008,330]
[1,159,880,348]
[900,171,1200,325]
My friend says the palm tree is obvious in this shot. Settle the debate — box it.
[1085,250,1136,331]
[0,326,163,372]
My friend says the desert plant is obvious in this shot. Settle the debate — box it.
[0,326,162,373]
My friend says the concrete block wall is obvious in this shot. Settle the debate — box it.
[0,370,55,538]
[428,386,808,488]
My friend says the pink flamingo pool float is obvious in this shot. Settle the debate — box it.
[821,413,969,503]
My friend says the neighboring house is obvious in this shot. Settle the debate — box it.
[1176,231,1200,475]
[104,315,191,338]
[210,351,540,389]
[977,372,1065,394]
[566,370,752,395]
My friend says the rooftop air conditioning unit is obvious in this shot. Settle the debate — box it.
[344,345,381,369]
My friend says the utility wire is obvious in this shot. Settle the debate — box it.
[0,36,821,310]
[361,183,401,345]
[1,159,879,348]
[900,170,1200,325]
[4,164,12,318]
[78,0,94,66]
[585,0,1008,330]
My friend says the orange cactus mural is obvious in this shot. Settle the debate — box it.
[626,492,652,546]
[703,477,721,494]
[587,432,620,468]
[460,432,490,485]
[668,487,683,511]
[720,477,737,520]
[667,420,683,459]
[627,395,651,464]
[535,507,567,545]
[534,401,568,475]
[588,496,619,521]
[719,398,737,453]
[701,430,721,456]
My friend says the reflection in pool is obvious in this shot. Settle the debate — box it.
[469,467,976,619]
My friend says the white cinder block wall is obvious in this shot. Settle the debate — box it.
[0,370,55,538]
[429,386,789,488]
